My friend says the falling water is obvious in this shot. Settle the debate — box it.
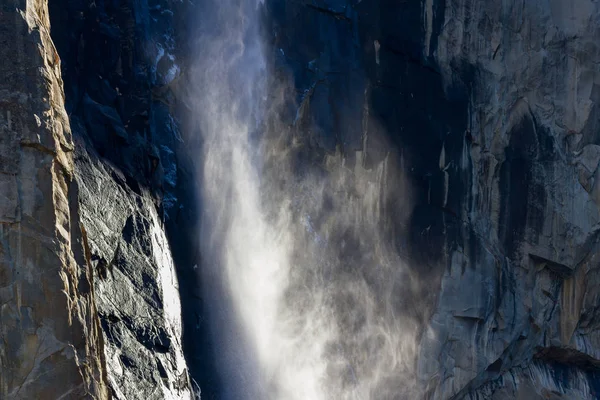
[191,1,421,399]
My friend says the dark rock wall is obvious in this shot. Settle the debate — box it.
[46,0,197,398]
[261,0,600,399]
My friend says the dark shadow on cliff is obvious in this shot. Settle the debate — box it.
[261,0,473,335]
[48,0,219,397]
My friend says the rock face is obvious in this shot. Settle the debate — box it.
[0,2,108,398]
[262,0,600,399]
[46,0,196,397]
[0,0,194,399]
[73,135,191,399]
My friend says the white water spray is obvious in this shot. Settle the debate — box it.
[191,1,422,399]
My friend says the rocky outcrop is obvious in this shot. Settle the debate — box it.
[46,0,196,397]
[73,131,191,399]
[262,0,600,398]
[0,2,108,398]
[0,0,194,398]
[418,2,600,398]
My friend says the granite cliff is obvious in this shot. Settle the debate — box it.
[0,2,109,397]
[0,0,194,398]
[2,0,600,399]
[260,0,600,399]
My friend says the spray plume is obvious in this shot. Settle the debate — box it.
[189,1,423,398]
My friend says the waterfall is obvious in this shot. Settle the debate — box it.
[191,1,421,399]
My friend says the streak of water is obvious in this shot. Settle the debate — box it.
[191,1,420,399]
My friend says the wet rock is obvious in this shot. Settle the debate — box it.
[264,0,600,398]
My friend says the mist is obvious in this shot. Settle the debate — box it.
[190,1,422,399]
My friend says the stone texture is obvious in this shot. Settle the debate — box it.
[73,131,192,399]
[46,0,197,397]
[0,0,195,398]
[0,1,108,398]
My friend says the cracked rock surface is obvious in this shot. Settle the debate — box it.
[47,0,195,397]
[74,133,191,399]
